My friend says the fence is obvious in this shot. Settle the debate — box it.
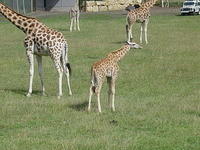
[0,0,33,14]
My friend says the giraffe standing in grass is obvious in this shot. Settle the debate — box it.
[88,42,142,113]
[126,0,158,44]
[0,2,72,98]
[69,0,80,32]
[161,0,169,8]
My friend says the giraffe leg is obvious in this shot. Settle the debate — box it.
[63,67,72,96]
[130,26,133,42]
[107,77,112,109]
[26,50,34,97]
[166,0,169,7]
[58,67,63,99]
[70,17,74,32]
[140,22,145,44]
[60,45,72,96]
[110,78,116,112]
[127,24,133,43]
[88,84,93,112]
[74,17,77,31]
[36,55,46,96]
[95,83,103,113]
[161,0,164,7]
[144,19,149,44]
[52,58,63,99]
[76,12,80,31]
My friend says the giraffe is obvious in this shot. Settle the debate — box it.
[88,42,142,113]
[69,0,80,32]
[126,0,158,44]
[161,0,169,8]
[0,2,72,99]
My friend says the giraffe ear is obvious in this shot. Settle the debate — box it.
[126,41,142,49]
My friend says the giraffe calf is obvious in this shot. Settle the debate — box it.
[88,42,142,113]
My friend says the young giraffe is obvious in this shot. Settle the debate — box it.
[0,2,72,98]
[126,0,158,44]
[69,0,80,32]
[88,42,142,113]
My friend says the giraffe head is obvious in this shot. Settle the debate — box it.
[126,41,142,49]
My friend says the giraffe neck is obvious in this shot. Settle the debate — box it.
[141,0,158,9]
[109,45,130,62]
[0,2,37,33]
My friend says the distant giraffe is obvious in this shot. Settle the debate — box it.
[161,0,169,8]
[88,42,142,113]
[0,2,72,99]
[126,0,158,44]
[69,0,80,32]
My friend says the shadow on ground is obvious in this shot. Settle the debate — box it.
[2,88,41,96]
[69,101,88,111]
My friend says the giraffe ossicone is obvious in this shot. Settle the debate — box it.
[0,2,72,98]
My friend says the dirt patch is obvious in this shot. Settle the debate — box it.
[151,6,179,15]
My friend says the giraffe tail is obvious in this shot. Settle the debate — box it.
[91,69,98,93]
[66,63,71,76]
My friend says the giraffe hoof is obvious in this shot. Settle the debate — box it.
[26,93,31,97]
[112,109,116,112]
[57,95,62,99]
[69,92,72,96]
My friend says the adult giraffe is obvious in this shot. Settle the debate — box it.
[0,2,72,99]
[126,0,158,44]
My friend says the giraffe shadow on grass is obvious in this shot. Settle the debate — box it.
[69,101,88,112]
[2,88,41,96]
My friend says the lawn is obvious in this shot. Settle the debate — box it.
[1,9,200,150]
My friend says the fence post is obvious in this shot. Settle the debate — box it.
[23,0,26,14]
[16,0,19,13]
[30,0,33,12]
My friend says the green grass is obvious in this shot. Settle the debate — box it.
[1,11,200,150]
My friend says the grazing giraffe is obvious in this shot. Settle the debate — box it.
[69,0,80,32]
[0,2,72,99]
[126,0,158,44]
[88,42,142,113]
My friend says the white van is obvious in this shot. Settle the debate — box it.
[180,0,200,15]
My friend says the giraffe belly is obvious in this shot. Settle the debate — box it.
[34,46,50,56]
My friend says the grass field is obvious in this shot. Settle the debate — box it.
[1,9,200,150]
